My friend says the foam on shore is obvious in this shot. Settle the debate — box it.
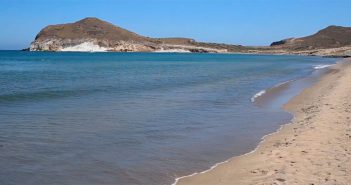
[174,61,340,185]
[313,64,333,69]
[251,79,295,103]
[172,115,293,185]
[251,63,334,103]
[154,48,191,53]
[250,90,266,102]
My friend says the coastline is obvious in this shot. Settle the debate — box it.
[174,58,351,185]
[22,49,351,58]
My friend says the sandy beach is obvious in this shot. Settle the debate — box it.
[176,58,351,185]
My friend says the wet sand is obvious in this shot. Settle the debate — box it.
[175,58,351,185]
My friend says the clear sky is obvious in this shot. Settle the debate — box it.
[0,0,350,50]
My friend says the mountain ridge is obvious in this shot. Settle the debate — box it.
[30,17,244,53]
[29,17,351,56]
[270,25,351,49]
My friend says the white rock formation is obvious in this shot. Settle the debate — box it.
[61,42,107,52]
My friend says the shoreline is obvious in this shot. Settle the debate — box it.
[174,58,351,185]
[19,48,351,58]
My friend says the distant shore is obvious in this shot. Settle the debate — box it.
[21,48,351,58]
[175,58,351,185]
[28,18,351,58]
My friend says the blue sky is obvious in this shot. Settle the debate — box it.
[0,0,350,49]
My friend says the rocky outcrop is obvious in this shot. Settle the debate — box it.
[270,38,293,46]
[271,26,351,50]
[29,18,351,57]
[30,38,156,52]
[243,46,351,57]
[30,17,232,53]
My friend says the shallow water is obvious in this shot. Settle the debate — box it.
[0,51,336,185]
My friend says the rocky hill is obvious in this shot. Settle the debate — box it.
[30,17,244,53]
[240,26,351,57]
[29,18,351,56]
[270,26,351,50]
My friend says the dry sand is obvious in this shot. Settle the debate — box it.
[176,58,351,185]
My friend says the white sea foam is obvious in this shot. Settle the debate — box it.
[313,64,333,69]
[172,63,337,185]
[250,90,266,102]
[250,79,295,103]
[172,119,294,185]
[171,159,231,185]
[274,79,294,87]
[61,42,108,52]
[154,48,191,53]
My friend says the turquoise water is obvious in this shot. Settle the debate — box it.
[0,51,336,185]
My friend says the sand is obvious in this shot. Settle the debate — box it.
[176,58,351,185]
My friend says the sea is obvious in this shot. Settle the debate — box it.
[0,51,336,185]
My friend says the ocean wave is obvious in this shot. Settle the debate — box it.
[250,90,266,102]
[172,115,295,185]
[250,79,295,103]
[313,64,333,69]
[0,88,100,103]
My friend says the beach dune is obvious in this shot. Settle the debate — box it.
[176,58,351,185]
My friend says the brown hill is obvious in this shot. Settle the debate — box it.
[34,17,150,43]
[30,17,244,52]
[30,17,349,56]
[271,26,351,50]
